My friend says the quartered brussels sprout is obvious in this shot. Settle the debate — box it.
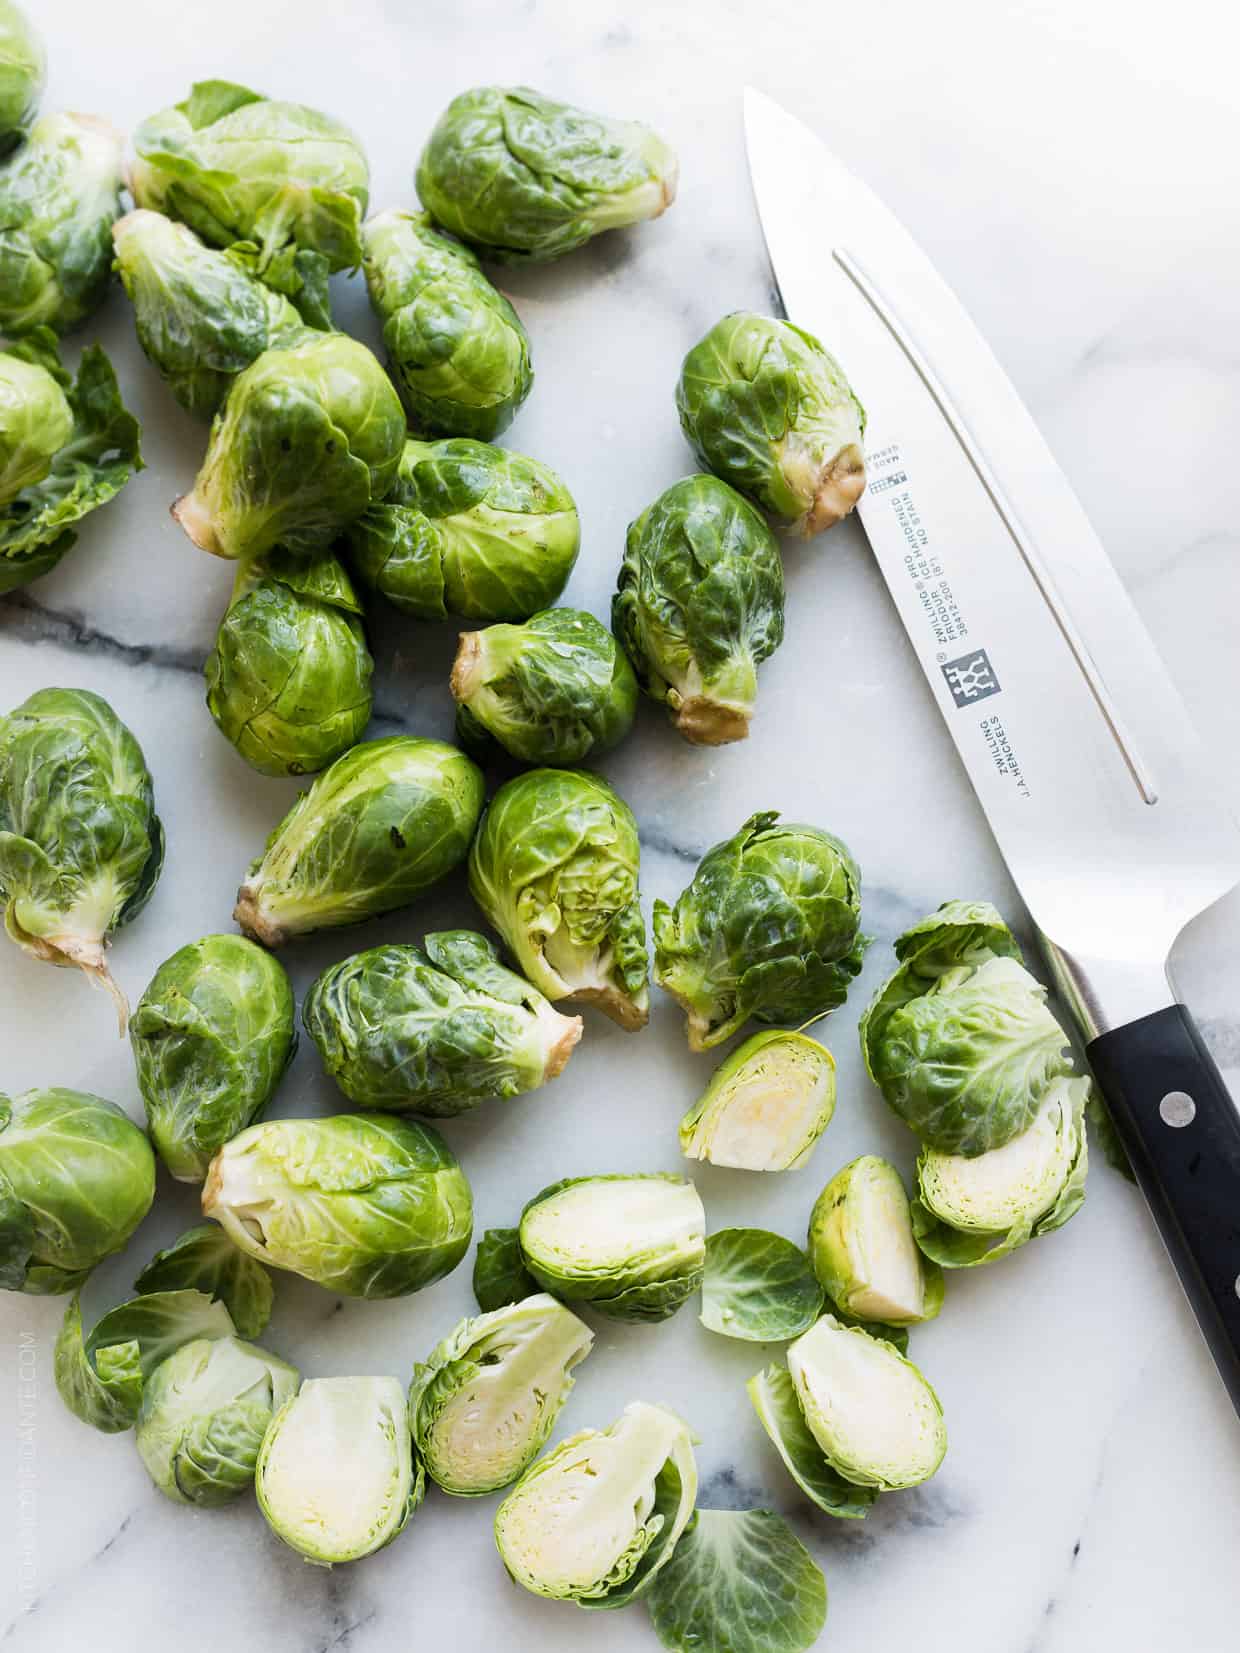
[494,1401,697,1607]
[679,1029,836,1172]
[303,930,582,1117]
[0,688,163,1026]
[205,550,373,778]
[256,1376,422,1564]
[0,1088,155,1294]
[362,209,532,439]
[130,934,296,1182]
[913,1075,1090,1267]
[131,80,369,273]
[452,608,637,766]
[676,313,867,536]
[0,111,124,336]
[346,437,580,623]
[234,736,484,948]
[416,85,677,264]
[203,1113,473,1299]
[132,1222,275,1339]
[860,900,1075,1156]
[469,768,648,1028]
[0,0,42,154]
[808,1156,943,1325]
[518,1173,705,1323]
[173,331,405,564]
[613,476,784,745]
[410,1294,593,1495]
[700,1228,823,1343]
[136,1335,298,1506]
[653,811,867,1050]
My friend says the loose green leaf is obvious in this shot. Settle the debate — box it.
[134,1223,275,1338]
[700,1229,823,1342]
[473,1227,537,1312]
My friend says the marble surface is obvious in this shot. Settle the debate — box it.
[2,0,1239,1648]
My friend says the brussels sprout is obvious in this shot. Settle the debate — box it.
[131,80,368,273]
[256,1375,422,1564]
[0,1088,155,1294]
[173,331,405,564]
[613,476,784,745]
[807,1155,943,1326]
[494,1401,697,1607]
[234,736,484,947]
[303,930,582,1117]
[361,209,532,440]
[518,1173,705,1323]
[468,768,648,1029]
[130,935,295,1182]
[202,1113,473,1299]
[0,332,143,594]
[0,0,42,154]
[700,1228,823,1343]
[345,437,580,623]
[473,1226,537,1313]
[653,811,866,1050]
[452,608,637,766]
[746,1364,877,1520]
[679,1029,836,1172]
[0,688,163,1026]
[136,1334,298,1506]
[133,1222,274,1339]
[410,1294,593,1495]
[416,86,677,264]
[860,900,1076,1156]
[0,112,124,336]
[676,312,866,537]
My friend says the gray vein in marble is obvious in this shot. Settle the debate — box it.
[0,593,204,674]
[696,1464,766,1511]
[1,1511,136,1642]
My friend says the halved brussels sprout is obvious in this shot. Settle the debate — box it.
[653,811,866,1050]
[132,1222,274,1339]
[468,768,648,1029]
[416,86,677,263]
[0,348,71,502]
[493,1402,697,1607]
[452,608,637,766]
[519,1173,705,1323]
[303,930,582,1116]
[0,688,163,1026]
[256,1376,422,1564]
[411,1294,593,1495]
[0,1088,155,1294]
[700,1228,823,1343]
[746,1363,876,1520]
[202,1113,473,1299]
[362,209,532,439]
[676,312,866,536]
[136,1334,299,1506]
[0,0,42,154]
[234,736,484,948]
[613,475,784,745]
[679,1030,835,1171]
[346,437,580,623]
[807,1156,943,1325]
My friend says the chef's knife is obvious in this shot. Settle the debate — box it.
[744,88,1240,1409]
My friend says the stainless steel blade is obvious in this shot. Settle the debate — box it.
[744,88,1240,1035]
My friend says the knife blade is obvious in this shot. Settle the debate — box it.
[744,87,1240,1407]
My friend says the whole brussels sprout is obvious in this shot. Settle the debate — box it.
[202,1113,473,1298]
[234,736,484,947]
[679,1029,836,1172]
[676,313,866,536]
[131,80,369,274]
[807,1156,943,1325]
[0,0,43,154]
[130,934,296,1182]
[361,209,532,440]
[653,811,867,1050]
[133,1222,275,1339]
[494,1402,697,1607]
[613,475,784,745]
[303,930,583,1117]
[452,608,637,766]
[468,768,648,1029]
[417,86,678,264]
[0,688,164,1026]
[346,437,580,623]
[204,550,373,778]
[0,348,71,502]
[136,1335,299,1506]
[0,112,124,336]
[0,1088,155,1294]
[173,331,405,564]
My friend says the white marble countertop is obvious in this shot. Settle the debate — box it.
[2,1,1239,1648]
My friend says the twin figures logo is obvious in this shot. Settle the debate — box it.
[940,648,1001,708]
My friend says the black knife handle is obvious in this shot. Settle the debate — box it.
[1088,1005,1240,1411]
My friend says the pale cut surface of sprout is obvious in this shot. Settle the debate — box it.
[919,1077,1081,1232]
[809,1156,931,1323]
[521,1178,704,1279]
[680,1032,834,1171]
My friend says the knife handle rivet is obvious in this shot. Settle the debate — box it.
[1158,1091,1196,1128]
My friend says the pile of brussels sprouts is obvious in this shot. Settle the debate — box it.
[0,9,1111,1649]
